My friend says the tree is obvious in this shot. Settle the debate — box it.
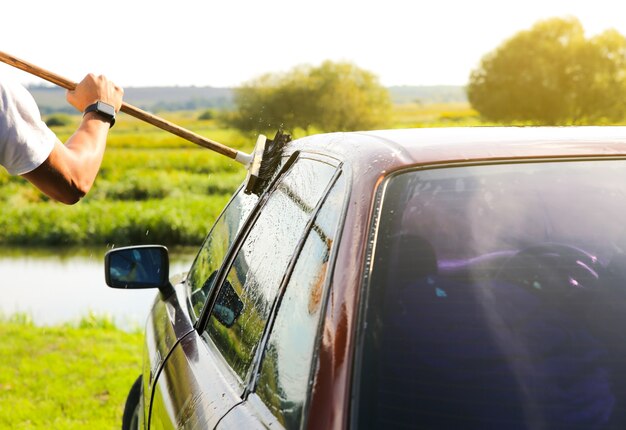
[228,61,392,133]
[467,17,626,125]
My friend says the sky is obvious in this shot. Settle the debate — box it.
[1,0,625,88]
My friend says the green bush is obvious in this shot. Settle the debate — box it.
[44,114,73,127]
[198,109,214,120]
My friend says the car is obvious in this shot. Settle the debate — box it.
[106,126,626,429]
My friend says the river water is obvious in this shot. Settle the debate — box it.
[0,247,197,330]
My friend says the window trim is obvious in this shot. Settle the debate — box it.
[185,182,258,323]
[246,167,344,390]
[244,159,351,429]
[196,152,343,396]
[195,151,299,332]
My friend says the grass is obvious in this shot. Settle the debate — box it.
[4,101,597,247]
[390,102,486,128]
[0,112,247,247]
[0,195,231,246]
[0,315,143,429]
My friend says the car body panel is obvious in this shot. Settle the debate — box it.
[291,127,626,169]
[142,275,195,427]
[215,394,282,429]
[149,332,243,429]
[131,127,626,429]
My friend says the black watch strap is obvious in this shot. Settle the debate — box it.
[83,101,116,128]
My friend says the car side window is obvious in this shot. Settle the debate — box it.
[205,159,337,382]
[187,187,259,319]
[255,174,346,429]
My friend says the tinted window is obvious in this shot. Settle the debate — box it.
[357,160,626,429]
[256,174,345,428]
[187,187,258,319]
[207,159,337,382]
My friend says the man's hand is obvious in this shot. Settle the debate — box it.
[66,74,123,113]
[22,73,124,204]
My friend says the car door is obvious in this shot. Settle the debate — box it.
[216,172,347,429]
[141,181,260,429]
[148,154,339,429]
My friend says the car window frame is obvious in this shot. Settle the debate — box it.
[350,155,626,429]
[246,164,350,428]
[196,151,344,394]
[195,150,298,332]
[184,182,260,323]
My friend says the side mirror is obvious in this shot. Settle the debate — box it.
[105,245,174,298]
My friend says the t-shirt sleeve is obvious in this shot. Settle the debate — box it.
[0,78,59,175]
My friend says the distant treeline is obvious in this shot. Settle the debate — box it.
[28,84,466,114]
[388,86,467,104]
[30,85,235,114]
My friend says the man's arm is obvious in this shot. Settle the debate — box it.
[22,74,123,204]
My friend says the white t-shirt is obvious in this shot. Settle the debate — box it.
[0,78,58,175]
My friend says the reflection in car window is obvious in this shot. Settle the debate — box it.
[357,160,626,429]
[207,159,337,382]
[187,187,259,319]
[256,174,345,429]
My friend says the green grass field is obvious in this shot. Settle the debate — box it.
[0,112,250,247]
[1,104,486,247]
[7,101,618,247]
[0,315,142,430]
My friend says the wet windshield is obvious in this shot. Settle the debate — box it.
[357,159,626,429]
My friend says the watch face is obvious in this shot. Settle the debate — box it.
[96,101,116,117]
[84,101,116,127]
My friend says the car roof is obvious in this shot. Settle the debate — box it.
[290,126,626,171]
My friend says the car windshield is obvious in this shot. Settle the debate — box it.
[357,159,626,429]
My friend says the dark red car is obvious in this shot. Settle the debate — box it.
[107,127,626,429]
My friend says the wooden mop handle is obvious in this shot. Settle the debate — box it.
[0,50,238,159]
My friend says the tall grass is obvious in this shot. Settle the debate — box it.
[1,111,248,246]
[1,104,493,246]
[0,195,230,246]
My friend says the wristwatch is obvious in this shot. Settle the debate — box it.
[83,101,116,127]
